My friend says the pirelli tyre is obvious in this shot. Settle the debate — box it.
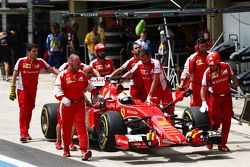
[98,111,127,151]
[41,103,58,139]
[182,106,211,135]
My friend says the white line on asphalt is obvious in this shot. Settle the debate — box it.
[0,154,38,167]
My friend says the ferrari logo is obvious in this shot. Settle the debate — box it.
[121,108,125,118]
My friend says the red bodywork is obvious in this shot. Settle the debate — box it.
[87,78,221,150]
[87,80,186,150]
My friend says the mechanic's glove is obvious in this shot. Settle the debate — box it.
[61,97,71,106]
[145,95,152,103]
[237,86,244,96]
[199,101,208,113]
[104,75,111,81]
[9,86,16,101]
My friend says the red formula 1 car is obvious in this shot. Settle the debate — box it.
[41,77,221,151]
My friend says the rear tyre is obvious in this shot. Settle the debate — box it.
[98,111,127,151]
[182,106,211,135]
[41,103,58,139]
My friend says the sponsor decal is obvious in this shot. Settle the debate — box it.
[105,64,111,68]
[117,139,128,145]
[155,66,160,71]
[23,70,39,74]
[127,110,138,115]
[212,77,228,84]
[158,121,169,126]
[78,76,84,81]
[141,69,148,75]
[66,77,75,84]
[211,72,218,79]
[23,63,31,68]
[96,65,103,70]
[164,129,179,133]
[196,59,204,65]
[34,64,40,69]
[222,69,228,75]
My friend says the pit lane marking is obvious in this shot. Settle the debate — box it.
[0,154,38,167]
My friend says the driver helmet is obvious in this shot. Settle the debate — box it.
[117,92,133,105]
[206,51,221,66]
[94,43,105,55]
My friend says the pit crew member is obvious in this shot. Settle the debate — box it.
[53,54,96,160]
[90,43,115,77]
[200,51,244,152]
[179,38,209,107]
[9,43,59,142]
[123,49,174,113]
[109,42,146,100]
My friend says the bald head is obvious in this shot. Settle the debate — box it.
[68,54,81,73]
[83,65,94,79]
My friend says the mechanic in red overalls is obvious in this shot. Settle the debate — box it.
[55,58,89,150]
[90,43,115,77]
[53,54,97,160]
[179,38,209,107]
[200,51,244,152]
[123,49,174,113]
[9,43,59,142]
[109,42,147,101]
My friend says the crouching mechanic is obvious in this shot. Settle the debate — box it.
[53,54,97,160]
[200,51,244,152]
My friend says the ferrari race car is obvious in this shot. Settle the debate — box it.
[41,77,221,151]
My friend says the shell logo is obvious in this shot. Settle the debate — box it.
[158,121,169,126]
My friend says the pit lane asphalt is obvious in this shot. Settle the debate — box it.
[0,73,250,167]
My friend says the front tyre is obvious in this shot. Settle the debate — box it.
[41,103,58,139]
[182,107,211,135]
[98,111,127,151]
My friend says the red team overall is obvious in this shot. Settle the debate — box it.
[200,51,244,152]
[179,38,208,106]
[9,43,58,142]
[123,49,174,113]
[110,42,146,100]
[90,43,115,77]
[53,54,96,160]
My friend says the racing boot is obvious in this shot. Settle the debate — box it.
[25,133,32,140]
[218,145,230,152]
[207,144,213,150]
[63,147,71,157]
[81,150,92,161]
[55,140,63,150]
[70,143,77,151]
